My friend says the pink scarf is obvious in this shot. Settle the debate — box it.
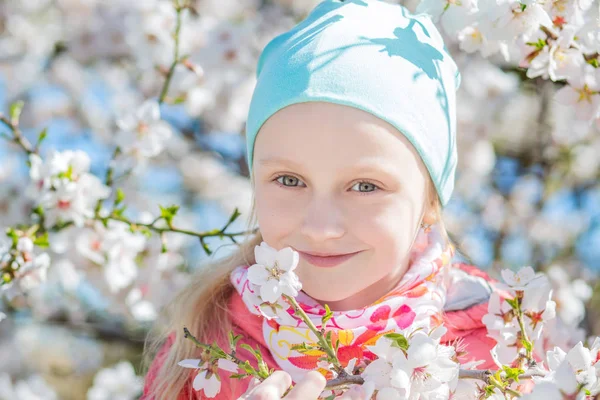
[230,224,455,383]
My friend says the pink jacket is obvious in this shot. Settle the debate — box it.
[141,263,498,399]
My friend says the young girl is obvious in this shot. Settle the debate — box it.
[141,0,499,398]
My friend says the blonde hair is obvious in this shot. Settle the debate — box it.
[142,176,454,399]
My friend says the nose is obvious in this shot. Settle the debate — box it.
[299,195,346,242]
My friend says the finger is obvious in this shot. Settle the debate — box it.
[335,385,368,400]
[284,371,326,400]
[246,371,292,399]
[240,377,261,398]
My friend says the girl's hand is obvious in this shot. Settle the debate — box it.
[238,370,366,400]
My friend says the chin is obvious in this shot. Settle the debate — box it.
[301,285,361,303]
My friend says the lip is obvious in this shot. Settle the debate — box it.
[297,250,363,268]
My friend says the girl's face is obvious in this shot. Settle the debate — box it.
[253,102,432,311]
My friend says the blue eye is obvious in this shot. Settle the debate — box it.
[273,175,380,194]
[275,175,305,187]
[351,181,379,193]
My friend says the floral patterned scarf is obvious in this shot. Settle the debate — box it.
[230,224,455,383]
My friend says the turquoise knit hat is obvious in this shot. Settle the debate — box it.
[245,0,461,206]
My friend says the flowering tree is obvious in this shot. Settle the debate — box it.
[0,0,599,398]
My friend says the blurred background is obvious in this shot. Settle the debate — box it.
[0,0,599,398]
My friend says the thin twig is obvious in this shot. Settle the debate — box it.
[158,1,185,104]
[322,368,545,391]
[0,114,37,155]
[325,375,364,390]
[106,213,255,244]
[284,295,344,374]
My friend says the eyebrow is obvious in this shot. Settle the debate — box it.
[257,157,401,181]
[257,157,304,168]
[349,163,402,182]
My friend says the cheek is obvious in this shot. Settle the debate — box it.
[254,183,303,241]
[352,202,418,248]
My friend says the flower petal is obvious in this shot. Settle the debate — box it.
[137,100,160,122]
[501,269,516,286]
[275,247,299,272]
[204,373,221,398]
[247,265,269,285]
[260,279,281,303]
[255,242,277,266]
[565,341,591,371]
[378,387,407,400]
[193,371,206,391]
[218,359,238,373]
[406,333,437,366]
[389,367,410,389]
[178,359,203,369]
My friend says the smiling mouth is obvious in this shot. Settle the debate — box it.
[297,250,362,268]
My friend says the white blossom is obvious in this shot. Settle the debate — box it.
[27,151,111,228]
[125,287,157,322]
[555,64,600,121]
[478,0,552,41]
[87,361,143,400]
[500,266,537,290]
[76,220,146,293]
[115,99,173,161]
[361,331,459,399]
[0,233,51,299]
[246,242,301,303]
[178,358,238,398]
[0,373,58,400]
[526,26,585,81]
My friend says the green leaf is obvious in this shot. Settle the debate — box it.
[33,232,49,248]
[520,3,526,11]
[258,359,269,377]
[385,333,409,351]
[171,94,187,104]
[112,206,127,218]
[57,165,74,181]
[526,38,546,50]
[6,228,18,247]
[228,332,243,351]
[239,360,256,374]
[228,373,249,380]
[200,237,212,255]
[587,58,600,68]
[115,189,125,205]
[227,208,241,225]
[290,343,309,352]
[139,227,152,238]
[522,338,533,353]
[484,385,496,397]
[32,206,44,217]
[326,330,333,347]
[36,128,48,147]
[159,204,180,226]
[228,331,235,350]
[502,366,524,383]
[9,101,24,125]
[240,344,264,363]
[322,304,333,325]
[505,297,519,310]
